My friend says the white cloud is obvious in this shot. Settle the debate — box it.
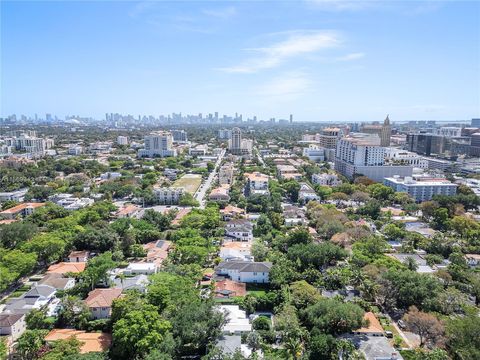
[255,71,313,100]
[219,30,341,73]
[336,52,365,61]
[202,6,237,19]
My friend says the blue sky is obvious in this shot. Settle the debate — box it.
[1,0,479,122]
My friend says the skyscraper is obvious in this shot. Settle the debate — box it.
[360,115,392,147]
[229,127,242,155]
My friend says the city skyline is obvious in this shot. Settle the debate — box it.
[2,1,479,121]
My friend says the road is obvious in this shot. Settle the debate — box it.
[194,149,226,208]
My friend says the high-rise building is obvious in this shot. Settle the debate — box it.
[360,116,392,147]
[138,132,176,158]
[334,133,412,182]
[217,129,232,140]
[318,127,341,149]
[405,133,448,156]
[229,127,242,155]
[471,118,480,128]
[289,114,293,123]
[384,176,458,202]
[171,130,188,143]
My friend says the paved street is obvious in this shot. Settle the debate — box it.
[195,149,226,208]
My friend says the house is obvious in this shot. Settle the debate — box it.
[283,205,306,227]
[47,262,86,274]
[220,205,245,221]
[342,334,403,360]
[322,286,360,301]
[353,312,384,337]
[312,173,342,187]
[224,219,253,242]
[0,188,28,203]
[298,182,320,203]
[209,186,231,202]
[113,274,150,293]
[114,204,141,219]
[68,250,90,263]
[218,305,252,333]
[216,261,272,283]
[85,288,122,319]
[386,253,434,273]
[244,172,269,196]
[0,314,26,340]
[3,285,57,315]
[0,202,46,219]
[38,273,75,290]
[465,254,480,268]
[215,279,247,298]
[45,329,112,353]
[143,240,171,267]
[219,242,253,262]
[123,262,158,275]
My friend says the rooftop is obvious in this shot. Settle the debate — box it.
[84,288,122,308]
[47,262,86,274]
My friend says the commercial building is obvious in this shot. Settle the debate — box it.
[434,127,462,137]
[302,145,326,162]
[138,132,176,158]
[383,175,458,202]
[318,127,342,149]
[405,133,448,156]
[334,133,412,182]
[360,116,392,147]
[384,148,428,169]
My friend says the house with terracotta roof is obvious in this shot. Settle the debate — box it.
[47,262,86,274]
[68,250,90,263]
[0,313,26,340]
[0,202,46,219]
[353,312,384,337]
[84,288,122,319]
[114,204,141,219]
[45,329,112,353]
[220,205,245,221]
[215,279,247,298]
[209,186,231,202]
[142,240,171,266]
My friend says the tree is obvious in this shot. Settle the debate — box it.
[252,316,271,331]
[286,227,312,247]
[0,249,37,277]
[0,338,7,360]
[308,333,337,360]
[56,296,91,329]
[432,208,449,230]
[402,306,445,347]
[26,308,54,330]
[15,329,48,360]
[169,301,225,357]
[446,310,480,359]
[179,193,199,207]
[282,180,301,202]
[73,227,120,253]
[301,298,364,335]
[80,251,116,290]
[367,183,394,201]
[21,233,66,266]
[287,242,347,271]
[246,332,262,353]
[143,209,172,231]
[289,280,322,310]
[42,337,82,360]
[112,305,172,360]
[357,200,381,219]
[0,221,37,249]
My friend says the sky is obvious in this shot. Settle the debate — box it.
[1,0,479,122]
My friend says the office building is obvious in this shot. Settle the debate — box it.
[406,133,448,156]
[360,116,392,147]
[435,127,462,137]
[318,127,341,149]
[117,136,128,145]
[472,118,480,127]
[334,133,412,182]
[138,132,176,158]
[171,130,188,143]
[302,145,326,162]
[218,129,232,140]
[384,176,458,202]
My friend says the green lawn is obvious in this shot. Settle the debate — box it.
[173,174,202,194]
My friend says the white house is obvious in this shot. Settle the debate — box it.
[312,173,342,187]
[0,314,27,340]
[68,250,90,263]
[219,242,253,262]
[123,262,158,275]
[216,261,272,283]
[298,182,320,203]
[224,219,253,242]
